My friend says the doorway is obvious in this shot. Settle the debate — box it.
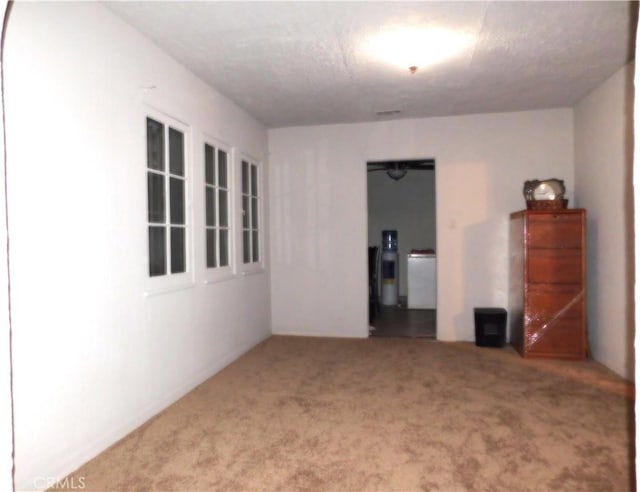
[366,159,436,338]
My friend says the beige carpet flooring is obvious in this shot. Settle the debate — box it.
[57,336,634,491]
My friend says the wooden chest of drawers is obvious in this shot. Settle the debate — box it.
[509,209,587,360]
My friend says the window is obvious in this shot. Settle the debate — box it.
[204,143,230,269]
[146,116,188,277]
[242,159,260,264]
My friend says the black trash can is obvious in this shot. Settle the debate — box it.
[474,308,507,347]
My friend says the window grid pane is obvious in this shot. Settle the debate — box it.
[206,228,217,268]
[242,196,249,229]
[251,197,258,230]
[243,230,251,263]
[146,118,164,171]
[205,187,216,227]
[148,226,166,276]
[147,172,165,223]
[218,150,227,188]
[169,177,185,225]
[205,144,215,185]
[242,161,249,194]
[170,227,186,273]
[250,164,257,197]
[219,229,229,267]
[219,190,228,228]
[252,230,259,262]
[168,127,184,176]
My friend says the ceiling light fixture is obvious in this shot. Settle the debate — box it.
[386,163,407,181]
[363,27,474,71]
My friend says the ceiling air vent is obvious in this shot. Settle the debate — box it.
[375,109,402,117]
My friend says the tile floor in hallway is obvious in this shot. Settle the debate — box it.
[369,301,436,338]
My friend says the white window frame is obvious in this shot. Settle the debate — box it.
[239,154,264,274]
[203,137,236,284]
[144,109,195,296]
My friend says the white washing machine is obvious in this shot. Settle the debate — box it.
[407,254,436,309]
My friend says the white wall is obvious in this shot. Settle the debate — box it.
[367,169,436,297]
[4,3,270,490]
[574,62,635,380]
[269,110,574,340]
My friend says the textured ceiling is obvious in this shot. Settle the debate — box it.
[105,1,637,128]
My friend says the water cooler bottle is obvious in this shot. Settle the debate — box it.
[381,230,398,306]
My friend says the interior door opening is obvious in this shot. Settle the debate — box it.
[366,159,437,338]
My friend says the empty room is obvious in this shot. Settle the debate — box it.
[1,1,638,491]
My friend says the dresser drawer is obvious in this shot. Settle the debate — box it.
[527,249,583,284]
[525,285,584,323]
[523,318,585,359]
[526,213,583,249]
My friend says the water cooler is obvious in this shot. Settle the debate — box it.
[381,230,399,306]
